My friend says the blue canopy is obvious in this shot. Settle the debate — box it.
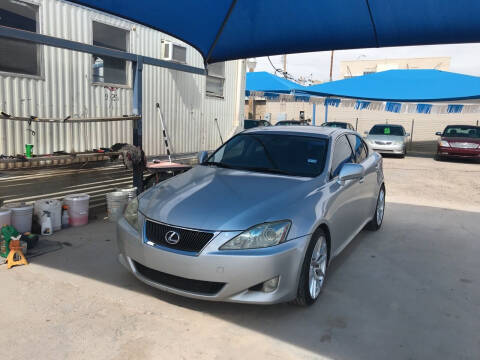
[70,1,480,64]
[304,70,480,102]
[246,72,308,95]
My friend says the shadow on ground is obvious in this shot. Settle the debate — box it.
[25,202,480,359]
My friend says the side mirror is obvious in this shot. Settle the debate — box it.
[197,151,209,164]
[338,163,364,185]
[405,132,410,137]
[435,132,442,136]
[364,131,369,135]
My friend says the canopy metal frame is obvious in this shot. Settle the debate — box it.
[0,25,207,193]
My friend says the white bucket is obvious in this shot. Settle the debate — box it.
[64,194,90,227]
[34,199,62,231]
[106,191,129,222]
[4,203,33,233]
[0,208,12,226]
[117,187,137,201]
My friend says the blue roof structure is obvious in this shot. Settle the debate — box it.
[304,70,480,102]
[70,1,480,64]
[246,72,307,95]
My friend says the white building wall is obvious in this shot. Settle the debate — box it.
[0,0,244,156]
[253,101,480,145]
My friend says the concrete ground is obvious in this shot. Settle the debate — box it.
[1,156,479,360]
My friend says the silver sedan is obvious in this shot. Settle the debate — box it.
[117,126,385,305]
[364,124,410,157]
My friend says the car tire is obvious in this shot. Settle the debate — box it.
[365,184,386,231]
[293,229,328,306]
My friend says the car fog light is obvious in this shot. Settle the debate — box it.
[262,276,280,293]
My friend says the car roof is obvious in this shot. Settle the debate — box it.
[444,124,480,128]
[243,125,352,139]
[371,123,404,128]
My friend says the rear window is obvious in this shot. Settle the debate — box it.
[443,126,480,138]
[322,122,347,129]
[244,120,259,129]
[369,125,405,136]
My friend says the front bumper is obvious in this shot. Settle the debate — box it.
[116,217,310,304]
[368,142,405,154]
[437,145,480,159]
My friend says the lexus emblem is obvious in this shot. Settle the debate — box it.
[165,230,180,245]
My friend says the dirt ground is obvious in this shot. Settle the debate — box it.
[382,156,480,213]
[0,156,479,360]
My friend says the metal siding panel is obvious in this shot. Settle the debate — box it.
[0,0,242,157]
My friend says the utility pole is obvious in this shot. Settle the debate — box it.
[329,50,334,82]
[283,54,287,77]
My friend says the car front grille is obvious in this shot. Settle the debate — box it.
[450,142,478,149]
[145,220,214,253]
[375,141,392,145]
[133,261,225,295]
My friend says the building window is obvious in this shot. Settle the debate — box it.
[206,62,225,98]
[0,1,40,76]
[92,22,129,85]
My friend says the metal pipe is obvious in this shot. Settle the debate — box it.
[132,57,144,193]
[214,118,224,144]
[355,117,358,131]
[0,25,206,75]
[0,114,140,123]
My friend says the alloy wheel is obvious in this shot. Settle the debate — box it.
[308,236,327,299]
[376,188,385,226]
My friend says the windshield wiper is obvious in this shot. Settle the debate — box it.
[202,161,234,169]
[236,166,294,176]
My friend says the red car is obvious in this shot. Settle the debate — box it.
[436,125,480,160]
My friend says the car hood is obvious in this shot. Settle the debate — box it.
[366,134,405,142]
[441,136,480,145]
[139,165,315,231]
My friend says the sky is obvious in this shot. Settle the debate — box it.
[253,43,480,83]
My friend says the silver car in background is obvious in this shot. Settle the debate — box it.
[117,127,385,305]
[364,124,410,157]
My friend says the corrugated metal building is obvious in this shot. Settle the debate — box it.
[0,0,245,157]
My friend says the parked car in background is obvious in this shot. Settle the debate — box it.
[321,121,355,130]
[435,125,480,161]
[244,119,271,129]
[117,126,385,305]
[364,124,409,157]
[275,120,310,126]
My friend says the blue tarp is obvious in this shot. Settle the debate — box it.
[245,72,308,95]
[70,1,480,64]
[305,70,480,102]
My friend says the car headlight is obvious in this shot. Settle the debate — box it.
[220,221,291,250]
[438,140,450,147]
[124,198,141,232]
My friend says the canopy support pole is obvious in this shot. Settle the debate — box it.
[312,103,316,125]
[325,100,329,123]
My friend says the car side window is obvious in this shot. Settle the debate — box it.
[347,134,368,163]
[331,135,355,178]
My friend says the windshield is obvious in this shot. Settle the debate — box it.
[442,126,480,138]
[322,122,347,129]
[204,133,328,177]
[369,125,405,136]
